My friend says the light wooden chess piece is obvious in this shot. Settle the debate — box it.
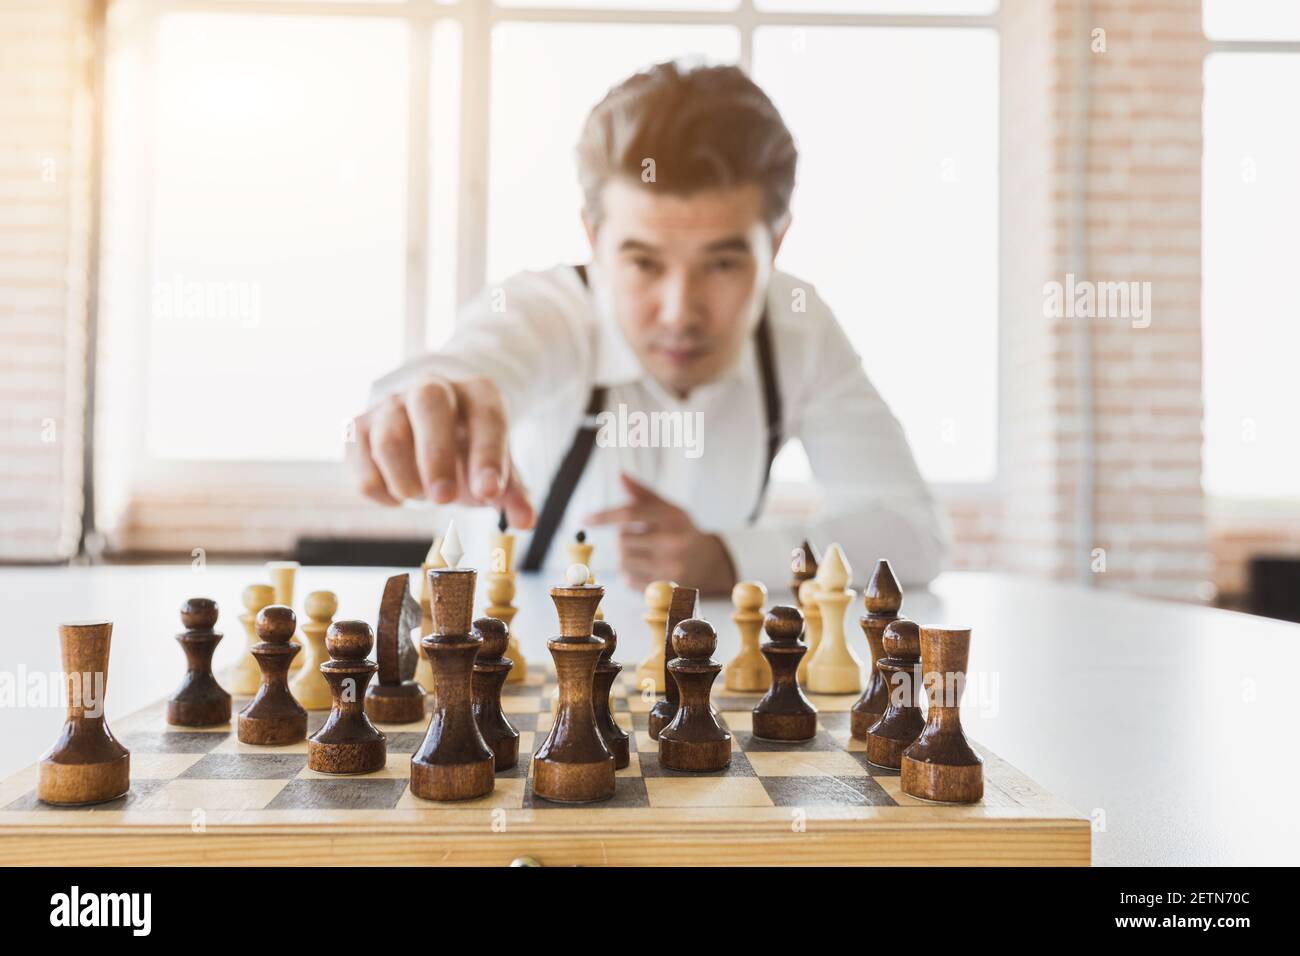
[724,581,771,692]
[488,514,526,684]
[415,534,445,693]
[805,543,863,694]
[567,529,602,621]
[38,621,130,805]
[233,584,274,695]
[795,578,823,687]
[635,580,673,694]
[267,560,305,672]
[290,590,337,710]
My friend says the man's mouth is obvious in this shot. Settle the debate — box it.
[655,343,707,366]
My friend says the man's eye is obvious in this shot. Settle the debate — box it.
[631,258,661,274]
[707,258,743,273]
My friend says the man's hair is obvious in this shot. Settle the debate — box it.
[575,61,798,231]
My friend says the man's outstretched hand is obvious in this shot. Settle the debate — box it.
[584,473,738,596]
[346,377,535,530]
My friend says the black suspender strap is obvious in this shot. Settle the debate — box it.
[750,307,783,522]
[521,383,607,571]
[521,264,782,569]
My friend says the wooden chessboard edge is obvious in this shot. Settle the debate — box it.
[0,823,1092,866]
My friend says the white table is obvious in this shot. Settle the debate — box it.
[1,564,1294,865]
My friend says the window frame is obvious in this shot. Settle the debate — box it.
[99,0,1003,547]
[1201,15,1300,515]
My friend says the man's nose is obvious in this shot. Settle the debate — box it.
[657,272,701,331]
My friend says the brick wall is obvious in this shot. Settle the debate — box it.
[0,0,95,562]
[995,0,1212,601]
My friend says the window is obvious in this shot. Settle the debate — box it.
[97,0,1000,551]
[1202,2,1300,499]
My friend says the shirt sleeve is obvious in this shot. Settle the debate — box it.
[721,302,951,591]
[367,270,590,427]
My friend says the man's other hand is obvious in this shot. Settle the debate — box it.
[346,377,535,530]
[584,473,738,595]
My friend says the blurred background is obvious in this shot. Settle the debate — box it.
[2,0,1298,618]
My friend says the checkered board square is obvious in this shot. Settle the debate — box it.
[0,667,1091,866]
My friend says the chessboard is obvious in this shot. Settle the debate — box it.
[0,667,1090,866]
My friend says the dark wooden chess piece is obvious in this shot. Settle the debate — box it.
[659,619,731,772]
[38,621,130,805]
[308,620,387,774]
[237,605,308,745]
[167,597,232,727]
[470,616,519,772]
[592,619,630,770]
[790,538,819,603]
[532,567,615,803]
[865,618,925,769]
[365,572,426,724]
[410,565,495,801]
[901,626,984,803]
[647,585,700,740]
[851,559,903,739]
[752,605,817,741]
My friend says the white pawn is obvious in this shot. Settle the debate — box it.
[804,543,863,694]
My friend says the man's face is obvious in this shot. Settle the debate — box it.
[587,179,782,396]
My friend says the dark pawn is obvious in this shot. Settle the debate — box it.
[308,620,387,774]
[237,605,307,745]
[865,618,925,769]
[647,585,699,739]
[592,620,630,770]
[851,559,903,739]
[471,617,519,772]
[167,597,232,727]
[752,605,817,741]
[659,619,731,772]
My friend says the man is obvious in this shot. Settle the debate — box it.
[350,62,949,594]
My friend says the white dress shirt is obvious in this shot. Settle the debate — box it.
[371,264,950,589]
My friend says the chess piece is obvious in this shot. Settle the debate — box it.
[233,584,274,695]
[752,605,816,741]
[290,590,337,710]
[167,597,232,726]
[410,522,495,801]
[415,533,445,692]
[795,578,822,687]
[635,580,673,693]
[724,581,770,692]
[805,543,862,694]
[659,619,731,772]
[487,512,526,684]
[851,559,902,738]
[865,618,925,769]
[567,529,603,621]
[901,626,983,803]
[365,573,426,723]
[267,560,305,672]
[647,585,700,739]
[592,619,630,770]
[532,564,616,803]
[471,617,519,771]
[790,539,819,603]
[307,620,387,774]
[38,621,130,805]
[237,605,308,745]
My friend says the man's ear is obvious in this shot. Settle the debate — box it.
[771,214,791,260]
